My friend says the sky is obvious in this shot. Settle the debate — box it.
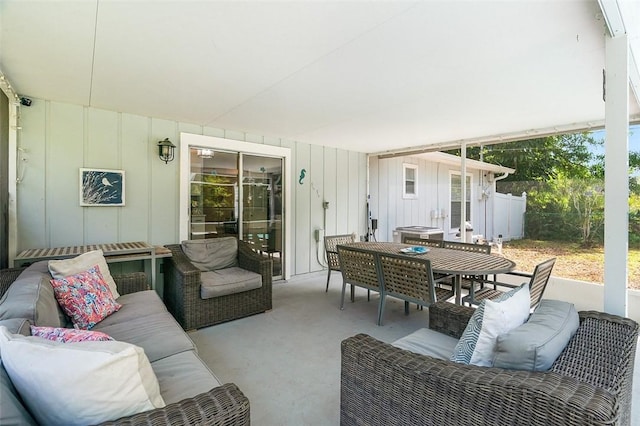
[589,123,640,154]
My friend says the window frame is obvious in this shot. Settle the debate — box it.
[449,172,472,230]
[403,163,418,199]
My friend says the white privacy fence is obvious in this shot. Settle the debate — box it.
[493,192,527,241]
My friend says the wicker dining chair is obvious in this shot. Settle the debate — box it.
[440,241,492,292]
[324,234,357,292]
[401,236,444,248]
[336,245,382,324]
[442,240,491,254]
[463,257,557,308]
[376,253,454,325]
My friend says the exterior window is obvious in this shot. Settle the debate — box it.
[450,173,471,229]
[403,164,418,199]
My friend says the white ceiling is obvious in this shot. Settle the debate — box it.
[1,0,639,154]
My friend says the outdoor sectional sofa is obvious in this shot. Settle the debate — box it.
[341,301,639,426]
[0,261,250,425]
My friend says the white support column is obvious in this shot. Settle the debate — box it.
[8,101,19,266]
[603,34,629,316]
[460,143,467,242]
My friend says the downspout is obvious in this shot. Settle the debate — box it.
[493,172,510,182]
[492,171,511,241]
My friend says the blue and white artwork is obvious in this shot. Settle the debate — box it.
[79,168,125,206]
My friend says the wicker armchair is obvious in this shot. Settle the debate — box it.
[341,301,639,426]
[164,239,272,330]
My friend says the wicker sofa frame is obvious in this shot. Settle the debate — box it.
[341,301,639,426]
[164,239,272,330]
[0,267,250,426]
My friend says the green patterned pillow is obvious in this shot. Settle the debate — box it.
[450,284,529,365]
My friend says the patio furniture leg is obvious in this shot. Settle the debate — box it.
[325,269,332,292]
[377,294,386,326]
[404,301,409,315]
[351,284,355,302]
[340,282,348,310]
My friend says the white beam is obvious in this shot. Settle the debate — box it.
[603,34,629,316]
[460,143,467,242]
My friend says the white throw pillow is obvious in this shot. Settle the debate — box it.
[450,284,530,365]
[0,326,165,425]
[469,284,531,366]
[48,249,120,299]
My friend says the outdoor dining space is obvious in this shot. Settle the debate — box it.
[317,235,637,425]
[328,235,554,326]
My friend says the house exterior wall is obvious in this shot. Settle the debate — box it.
[14,99,368,277]
[369,155,499,242]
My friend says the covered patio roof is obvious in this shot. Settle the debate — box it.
[0,0,638,154]
[1,0,639,316]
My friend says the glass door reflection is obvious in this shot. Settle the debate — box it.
[241,154,283,277]
[189,149,238,239]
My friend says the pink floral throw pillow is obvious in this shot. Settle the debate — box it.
[30,326,114,343]
[50,265,122,330]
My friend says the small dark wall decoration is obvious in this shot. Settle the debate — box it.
[299,169,306,185]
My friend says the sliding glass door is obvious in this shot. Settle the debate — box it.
[187,147,284,278]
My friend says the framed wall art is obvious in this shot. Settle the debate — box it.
[79,168,125,206]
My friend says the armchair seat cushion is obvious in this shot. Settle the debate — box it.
[200,267,263,299]
[392,327,458,360]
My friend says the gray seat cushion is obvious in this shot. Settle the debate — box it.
[200,267,263,299]
[493,299,579,371]
[392,327,459,360]
[181,237,238,271]
[93,289,195,362]
[97,290,170,328]
[94,310,195,363]
[151,351,221,405]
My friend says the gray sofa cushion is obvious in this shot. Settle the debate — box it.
[493,299,579,371]
[96,290,170,328]
[1,362,37,426]
[151,350,221,405]
[200,267,263,299]
[93,291,195,362]
[181,237,238,271]
[95,311,195,363]
[0,266,65,327]
[0,318,31,336]
[392,327,459,360]
[0,319,37,425]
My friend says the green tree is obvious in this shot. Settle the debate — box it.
[447,133,597,184]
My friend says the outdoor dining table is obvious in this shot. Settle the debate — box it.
[344,241,516,304]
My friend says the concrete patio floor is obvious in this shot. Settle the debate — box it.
[188,271,640,425]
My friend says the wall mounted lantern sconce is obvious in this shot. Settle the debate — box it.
[158,138,176,164]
